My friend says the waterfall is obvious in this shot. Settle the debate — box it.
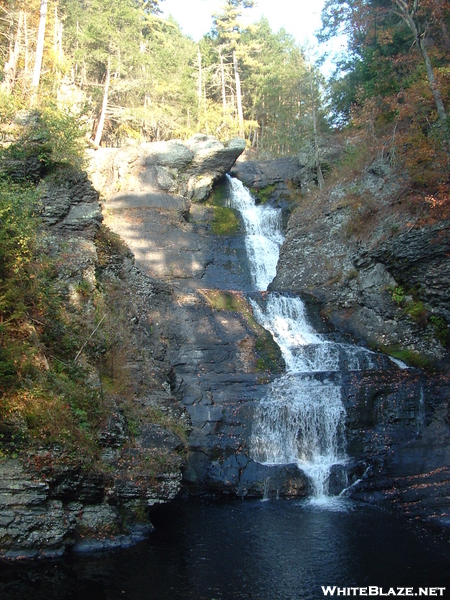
[226,175,284,291]
[248,294,349,500]
[227,175,353,501]
[250,375,346,498]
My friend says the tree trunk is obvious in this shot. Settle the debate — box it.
[2,10,24,93]
[197,47,202,110]
[418,36,448,126]
[309,64,324,189]
[24,13,29,76]
[32,0,48,88]
[220,52,226,115]
[94,61,110,147]
[233,50,244,138]
[204,76,209,134]
[393,0,448,130]
[54,6,63,63]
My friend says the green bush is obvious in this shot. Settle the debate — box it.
[390,285,405,304]
[0,181,41,326]
[38,103,88,170]
[430,316,450,347]
[0,102,87,179]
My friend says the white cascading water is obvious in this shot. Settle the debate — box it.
[226,175,284,291]
[227,175,354,500]
[250,375,346,499]
[249,295,379,373]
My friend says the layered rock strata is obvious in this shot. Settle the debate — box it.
[0,169,186,559]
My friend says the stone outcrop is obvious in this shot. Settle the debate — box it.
[341,368,450,529]
[271,160,450,367]
[0,168,186,559]
[88,134,246,203]
[231,156,305,190]
[0,135,259,559]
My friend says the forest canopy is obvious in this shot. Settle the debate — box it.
[0,0,449,180]
[320,0,450,187]
[0,0,324,157]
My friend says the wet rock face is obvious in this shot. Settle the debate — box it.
[261,159,450,525]
[230,157,304,228]
[341,369,450,529]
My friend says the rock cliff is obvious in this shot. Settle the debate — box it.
[3,137,449,558]
[1,135,278,559]
[271,161,450,367]
[265,158,450,528]
[0,169,186,558]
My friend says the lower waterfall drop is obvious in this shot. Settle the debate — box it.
[248,297,348,502]
[250,375,346,499]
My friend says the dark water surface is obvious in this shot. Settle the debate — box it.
[1,498,449,600]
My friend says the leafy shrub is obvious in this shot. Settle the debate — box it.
[390,285,405,304]
[405,301,428,327]
[430,316,450,347]
[0,180,41,328]
[0,101,87,180]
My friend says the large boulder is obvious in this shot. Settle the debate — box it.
[230,156,304,189]
[184,135,246,202]
[40,170,102,237]
[87,136,246,203]
[186,135,246,174]
[141,140,194,169]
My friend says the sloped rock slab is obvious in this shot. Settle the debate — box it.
[108,190,189,212]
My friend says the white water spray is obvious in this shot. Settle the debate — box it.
[251,375,347,498]
[250,294,380,374]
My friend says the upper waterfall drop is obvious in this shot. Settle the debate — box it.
[226,175,283,291]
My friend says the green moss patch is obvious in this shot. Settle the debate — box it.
[209,180,229,207]
[200,290,284,374]
[211,206,241,235]
[381,345,432,369]
[251,183,278,204]
[201,290,248,312]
